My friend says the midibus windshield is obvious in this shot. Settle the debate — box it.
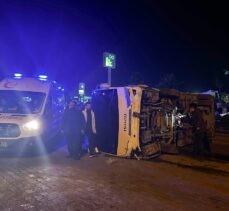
[0,90,46,114]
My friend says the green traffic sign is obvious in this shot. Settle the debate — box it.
[103,52,116,69]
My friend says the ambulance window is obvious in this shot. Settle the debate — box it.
[0,90,45,114]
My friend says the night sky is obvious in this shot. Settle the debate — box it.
[0,0,228,93]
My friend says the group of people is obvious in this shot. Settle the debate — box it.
[61,100,98,160]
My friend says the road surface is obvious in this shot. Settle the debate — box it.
[0,134,228,211]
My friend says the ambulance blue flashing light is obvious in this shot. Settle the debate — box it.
[38,75,48,81]
[14,73,22,78]
[38,75,48,79]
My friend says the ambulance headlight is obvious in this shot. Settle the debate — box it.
[23,120,40,131]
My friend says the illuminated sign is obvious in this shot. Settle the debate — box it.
[79,83,85,96]
[103,52,116,69]
[79,89,85,95]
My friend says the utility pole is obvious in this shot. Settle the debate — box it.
[108,67,111,86]
[103,52,116,86]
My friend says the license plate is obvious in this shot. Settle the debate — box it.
[0,141,8,148]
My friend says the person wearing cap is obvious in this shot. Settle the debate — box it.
[188,102,208,156]
[62,100,85,159]
[82,102,98,156]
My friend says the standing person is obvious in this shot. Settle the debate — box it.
[188,102,209,156]
[62,100,85,159]
[82,102,98,156]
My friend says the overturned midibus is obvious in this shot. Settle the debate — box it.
[92,85,215,159]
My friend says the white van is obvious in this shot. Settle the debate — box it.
[0,75,65,150]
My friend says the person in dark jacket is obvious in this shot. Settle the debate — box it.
[62,100,85,159]
[188,102,208,156]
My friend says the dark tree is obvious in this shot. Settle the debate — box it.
[215,64,229,92]
[129,72,144,85]
[156,73,181,89]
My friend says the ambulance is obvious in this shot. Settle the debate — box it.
[0,74,65,150]
[92,85,215,159]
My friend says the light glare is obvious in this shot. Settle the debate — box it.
[23,120,40,131]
